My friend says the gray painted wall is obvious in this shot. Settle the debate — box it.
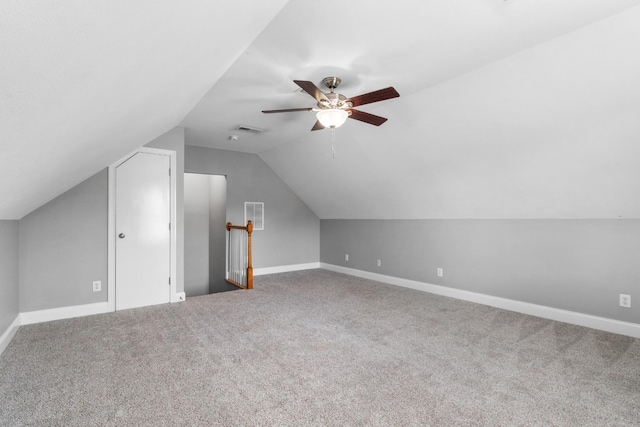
[184,174,229,296]
[0,221,19,333]
[185,146,320,269]
[208,175,229,293]
[19,170,108,312]
[321,219,640,324]
[184,173,211,296]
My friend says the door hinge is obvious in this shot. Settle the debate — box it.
[169,277,171,285]
[169,222,171,231]
[169,168,171,176]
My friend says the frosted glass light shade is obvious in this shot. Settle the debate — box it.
[316,109,349,128]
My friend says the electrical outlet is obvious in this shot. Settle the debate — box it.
[377,259,381,267]
[92,280,102,292]
[345,254,349,261]
[437,268,443,278]
[620,294,631,308]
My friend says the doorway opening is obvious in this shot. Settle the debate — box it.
[184,173,236,296]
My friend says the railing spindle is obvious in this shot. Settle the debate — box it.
[225,220,253,290]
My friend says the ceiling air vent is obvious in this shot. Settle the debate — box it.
[236,125,265,134]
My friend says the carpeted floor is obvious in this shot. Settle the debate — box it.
[1,269,639,426]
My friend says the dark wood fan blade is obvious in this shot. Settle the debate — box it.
[294,80,329,103]
[311,120,325,131]
[346,87,399,107]
[348,109,388,126]
[262,107,313,114]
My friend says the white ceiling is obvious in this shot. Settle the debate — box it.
[3,1,640,219]
[0,0,288,219]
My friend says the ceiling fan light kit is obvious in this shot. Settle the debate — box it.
[262,76,399,131]
[316,109,349,129]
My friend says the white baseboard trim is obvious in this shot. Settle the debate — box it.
[20,302,111,326]
[320,263,640,339]
[0,315,21,356]
[254,262,320,276]
[172,292,186,303]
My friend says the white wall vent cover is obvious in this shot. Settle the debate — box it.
[245,202,264,230]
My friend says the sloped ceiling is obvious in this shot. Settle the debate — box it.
[4,1,640,220]
[184,0,640,219]
[0,0,288,219]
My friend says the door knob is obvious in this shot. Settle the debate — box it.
[118,233,126,239]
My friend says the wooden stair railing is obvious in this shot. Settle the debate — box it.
[225,220,253,290]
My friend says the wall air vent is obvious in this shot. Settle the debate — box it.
[235,125,265,134]
[245,202,264,230]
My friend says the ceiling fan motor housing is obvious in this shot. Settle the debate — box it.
[318,92,351,110]
[322,76,341,90]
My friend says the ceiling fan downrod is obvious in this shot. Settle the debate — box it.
[322,76,341,92]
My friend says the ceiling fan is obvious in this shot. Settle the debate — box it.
[262,77,400,131]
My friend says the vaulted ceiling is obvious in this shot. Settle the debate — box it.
[3,1,640,219]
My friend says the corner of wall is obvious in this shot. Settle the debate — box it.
[0,219,20,354]
[0,315,20,356]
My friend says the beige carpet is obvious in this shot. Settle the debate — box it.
[1,269,639,426]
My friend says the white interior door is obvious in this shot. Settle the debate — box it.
[115,151,171,310]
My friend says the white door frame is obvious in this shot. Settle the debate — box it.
[108,147,178,312]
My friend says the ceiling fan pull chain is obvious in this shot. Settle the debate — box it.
[331,127,337,158]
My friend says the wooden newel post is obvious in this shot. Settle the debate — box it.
[246,220,253,290]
